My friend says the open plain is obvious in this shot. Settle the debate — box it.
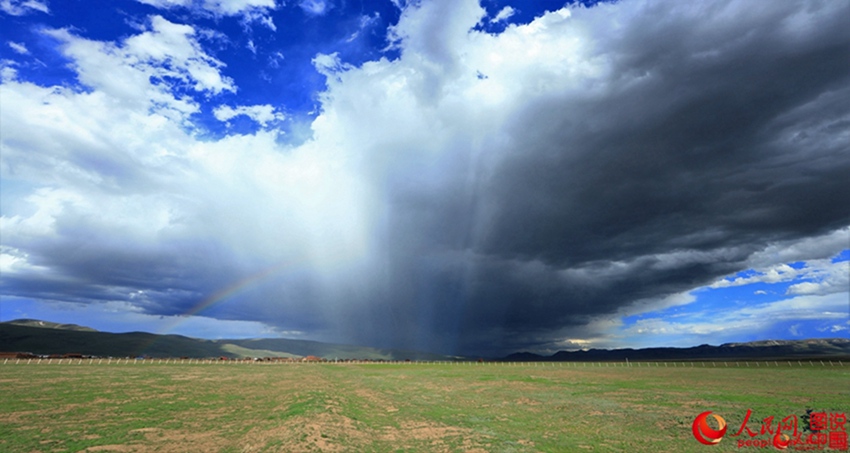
[1,360,847,452]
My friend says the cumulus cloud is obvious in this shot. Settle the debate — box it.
[40,14,234,119]
[786,260,850,296]
[213,104,285,126]
[1,0,849,356]
[282,0,850,354]
[709,254,849,297]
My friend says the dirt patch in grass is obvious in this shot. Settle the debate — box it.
[2,363,848,452]
[242,412,369,452]
[83,445,137,452]
[240,408,483,451]
[381,420,471,441]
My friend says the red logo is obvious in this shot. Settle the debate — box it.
[773,433,790,450]
[693,411,728,445]
[692,409,848,450]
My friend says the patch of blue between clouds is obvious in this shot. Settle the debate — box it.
[621,250,850,329]
[474,0,609,33]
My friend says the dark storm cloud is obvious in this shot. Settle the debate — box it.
[2,0,849,356]
[484,17,850,266]
[330,0,850,355]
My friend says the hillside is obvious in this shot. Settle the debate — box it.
[4,319,847,362]
[0,322,229,358]
[504,338,850,362]
[221,338,455,361]
[0,320,459,360]
[4,318,98,332]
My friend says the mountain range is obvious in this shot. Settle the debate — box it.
[506,338,850,362]
[0,319,459,361]
[2,319,848,361]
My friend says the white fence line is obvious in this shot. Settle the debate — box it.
[0,358,846,367]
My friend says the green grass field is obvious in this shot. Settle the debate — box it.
[1,361,847,452]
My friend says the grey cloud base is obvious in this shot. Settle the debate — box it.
[1,0,849,356]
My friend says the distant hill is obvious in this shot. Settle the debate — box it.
[504,338,850,362]
[4,319,846,362]
[221,338,455,361]
[0,319,460,360]
[0,322,230,358]
[4,318,98,332]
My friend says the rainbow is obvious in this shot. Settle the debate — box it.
[135,261,292,356]
[180,261,291,320]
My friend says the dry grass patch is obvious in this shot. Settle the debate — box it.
[1,362,847,452]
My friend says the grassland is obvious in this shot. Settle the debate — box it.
[1,361,847,452]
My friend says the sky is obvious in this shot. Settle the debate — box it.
[0,0,848,357]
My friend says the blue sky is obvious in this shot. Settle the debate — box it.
[1,0,848,356]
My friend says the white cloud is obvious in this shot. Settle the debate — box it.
[137,0,276,15]
[789,324,801,336]
[360,12,380,28]
[7,41,29,54]
[345,12,380,42]
[786,259,850,296]
[824,322,849,333]
[0,246,48,275]
[490,6,515,23]
[311,52,351,78]
[122,16,234,94]
[622,292,849,343]
[204,0,275,16]
[0,74,190,189]
[135,0,277,29]
[213,104,285,126]
[0,297,293,339]
[136,0,192,8]
[299,0,329,16]
[258,14,276,31]
[268,51,284,68]
[746,226,850,268]
[2,0,848,353]
[721,292,849,323]
[0,0,48,15]
[708,255,849,297]
[0,7,372,338]
[710,263,801,288]
[41,15,233,124]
